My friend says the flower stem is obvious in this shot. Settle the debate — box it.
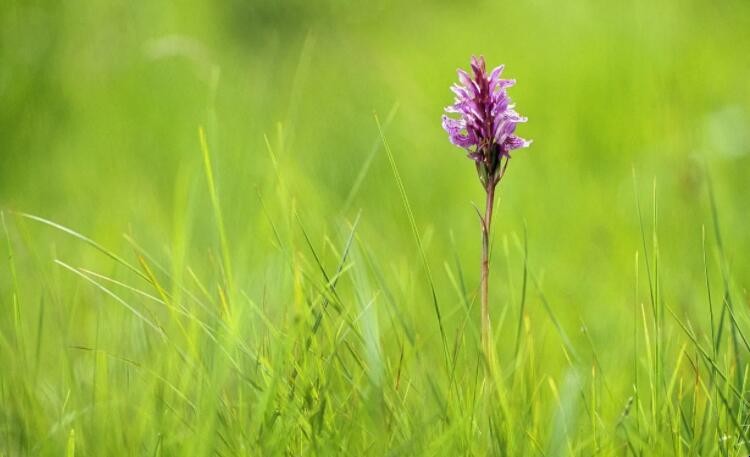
[481,180,496,366]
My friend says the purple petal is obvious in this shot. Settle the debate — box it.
[470,55,486,76]
[501,135,532,154]
[489,65,505,82]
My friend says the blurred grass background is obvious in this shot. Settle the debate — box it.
[1,0,750,455]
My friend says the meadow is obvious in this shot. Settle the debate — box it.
[1,0,750,455]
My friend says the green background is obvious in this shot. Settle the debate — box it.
[1,0,749,455]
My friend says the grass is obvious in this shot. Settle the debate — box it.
[1,0,750,455]
[1,129,749,455]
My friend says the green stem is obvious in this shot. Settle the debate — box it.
[481,180,496,365]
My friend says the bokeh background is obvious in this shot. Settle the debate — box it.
[3,0,749,333]
[1,0,750,454]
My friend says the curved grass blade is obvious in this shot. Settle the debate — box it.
[375,113,451,376]
[17,212,149,282]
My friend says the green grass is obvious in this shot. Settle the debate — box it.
[2,0,750,455]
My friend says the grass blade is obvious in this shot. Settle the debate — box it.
[374,113,451,376]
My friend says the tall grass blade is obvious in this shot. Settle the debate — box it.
[65,429,75,457]
[199,126,234,298]
[374,113,451,375]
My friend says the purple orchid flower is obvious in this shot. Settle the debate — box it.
[442,56,531,186]
[442,56,531,363]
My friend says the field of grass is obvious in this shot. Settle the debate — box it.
[2,0,750,455]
